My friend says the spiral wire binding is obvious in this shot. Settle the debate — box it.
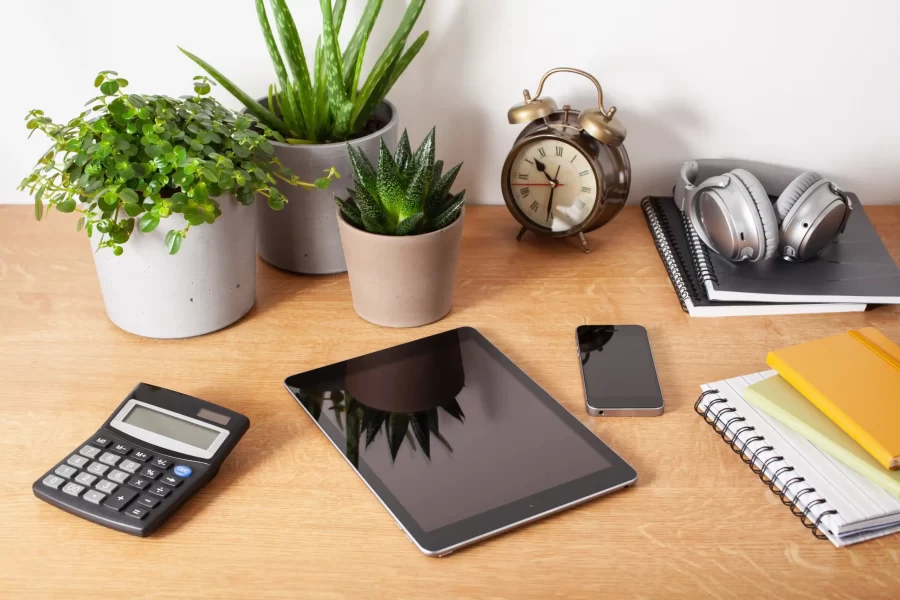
[693,389,838,540]
[640,197,700,313]
[680,210,719,287]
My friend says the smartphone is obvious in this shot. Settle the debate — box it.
[576,325,664,416]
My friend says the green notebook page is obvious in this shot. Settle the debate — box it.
[745,376,900,499]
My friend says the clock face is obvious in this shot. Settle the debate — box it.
[506,137,599,232]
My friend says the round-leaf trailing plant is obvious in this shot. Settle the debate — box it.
[335,127,466,235]
[19,71,339,255]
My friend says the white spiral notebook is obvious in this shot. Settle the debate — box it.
[696,371,900,547]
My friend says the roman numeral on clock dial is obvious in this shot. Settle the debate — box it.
[530,200,539,212]
[520,187,531,198]
[581,186,592,194]
[518,173,528,181]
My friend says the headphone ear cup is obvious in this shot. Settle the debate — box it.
[729,169,779,260]
[774,172,823,222]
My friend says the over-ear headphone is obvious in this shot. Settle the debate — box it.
[674,159,853,262]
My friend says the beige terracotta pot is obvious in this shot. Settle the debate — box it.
[336,208,465,328]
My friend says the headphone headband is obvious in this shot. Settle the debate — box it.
[675,159,822,213]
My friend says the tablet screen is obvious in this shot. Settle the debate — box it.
[286,328,615,534]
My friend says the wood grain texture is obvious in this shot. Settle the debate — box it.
[1,204,899,599]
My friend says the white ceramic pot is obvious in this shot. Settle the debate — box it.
[91,194,257,338]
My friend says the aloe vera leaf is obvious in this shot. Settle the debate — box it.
[350,31,368,103]
[255,0,303,136]
[430,190,466,231]
[401,158,430,218]
[353,185,388,233]
[178,47,290,137]
[335,196,363,228]
[333,0,346,32]
[269,0,316,137]
[342,0,383,93]
[395,212,425,236]
[346,143,377,196]
[319,0,353,136]
[314,36,328,135]
[352,0,425,125]
[385,30,429,93]
[427,161,462,217]
[395,129,412,173]
[351,50,401,132]
[268,83,275,114]
[376,139,404,218]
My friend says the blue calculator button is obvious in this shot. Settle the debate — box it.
[173,465,192,478]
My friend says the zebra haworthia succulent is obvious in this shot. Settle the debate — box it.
[335,127,466,236]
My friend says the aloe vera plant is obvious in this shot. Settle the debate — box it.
[180,0,428,144]
[336,128,465,235]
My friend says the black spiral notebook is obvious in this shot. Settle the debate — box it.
[640,196,866,317]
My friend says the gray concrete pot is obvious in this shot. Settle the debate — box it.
[91,194,257,338]
[257,100,399,274]
[336,207,465,328]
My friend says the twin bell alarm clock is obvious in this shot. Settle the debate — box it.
[501,67,631,253]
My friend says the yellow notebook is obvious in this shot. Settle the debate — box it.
[745,376,900,498]
[767,327,900,470]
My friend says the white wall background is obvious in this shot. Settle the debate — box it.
[3,0,899,205]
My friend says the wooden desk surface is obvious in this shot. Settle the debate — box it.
[2,204,899,599]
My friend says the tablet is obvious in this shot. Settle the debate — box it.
[284,327,636,556]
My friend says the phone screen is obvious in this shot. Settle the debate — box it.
[577,325,664,412]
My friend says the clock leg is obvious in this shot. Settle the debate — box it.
[578,232,591,254]
[516,226,528,242]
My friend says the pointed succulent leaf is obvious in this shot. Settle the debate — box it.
[345,397,361,468]
[401,158,430,217]
[387,413,409,461]
[385,30,429,92]
[429,189,466,231]
[395,212,424,235]
[335,196,363,228]
[353,186,388,233]
[342,0,383,93]
[364,409,388,447]
[431,159,444,190]
[351,50,401,132]
[411,127,436,191]
[346,143,377,195]
[319,0,353,136]
[427,161,462,217]
[255,0,302,135]
[376,139,404,216]
[440,398,466,422]
[410,412,431,459]
[395,129,412,174]
[333,0,347,32]
[269,0,316,137]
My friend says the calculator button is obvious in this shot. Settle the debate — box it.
[87,462,110,476]
[78,445,102,459]
[140,467,161,479]
[83,490,106,505]
[99,452,121,466]
[95,480,118,494]
[92,435,112,448]
[42,475,65,489]
[102,488,137,511]
[128,477,150,491]
[75,472,97,486]
[137,495,160,509]
[148,484,171,498]
[119,459,141,474]
[173,465,192,478]
[62,482,85,497]
[131,450,152,462]
[54,465,77,479]
[107,469,130,484]
[160,474,183,488]
[66,455,90,469]
[125,506,148,520]
[111,442,132,455]
[151,458,171,469]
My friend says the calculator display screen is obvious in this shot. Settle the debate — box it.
[123,404,220,450]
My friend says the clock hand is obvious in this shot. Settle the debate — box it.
[547,165,561,221]
[534,159,555,183]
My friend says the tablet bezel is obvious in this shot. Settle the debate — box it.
[284,327,637,556]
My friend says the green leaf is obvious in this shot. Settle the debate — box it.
[179,47,290,137]
[395,212,424,235]
[427,161,462,216]
[93,73,105,88]
[402,158,429,218]
[394,129,412,174]
[139,213,160,232]
[314,177,331,190]
[254,0,303,136]
[430,189,466,231]
[34,197,43,220]
[99,80,119,95]
[57,198,76,213]
[118,188,139,204]
[268,187,287,210]
[346,143,377,196]
[385,30,429,94]
[333,0,347,32]
[376,139,404,216]
[335,196,363,228]
[164,230,183,255]
[268,0,316,137]
[112,245,124,256]
[76,216,85,232]
[342,0,383,92]
[319,0,353,136]
[353,186,388,233]
[124,202,143,217]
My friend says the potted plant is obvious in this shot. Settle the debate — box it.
[335,127,466,327]
[18,71,334,339]
[181,0,429,274]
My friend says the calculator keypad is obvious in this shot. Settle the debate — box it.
[36,430,204,535]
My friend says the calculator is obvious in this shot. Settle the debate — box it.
[33,383,249,537]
